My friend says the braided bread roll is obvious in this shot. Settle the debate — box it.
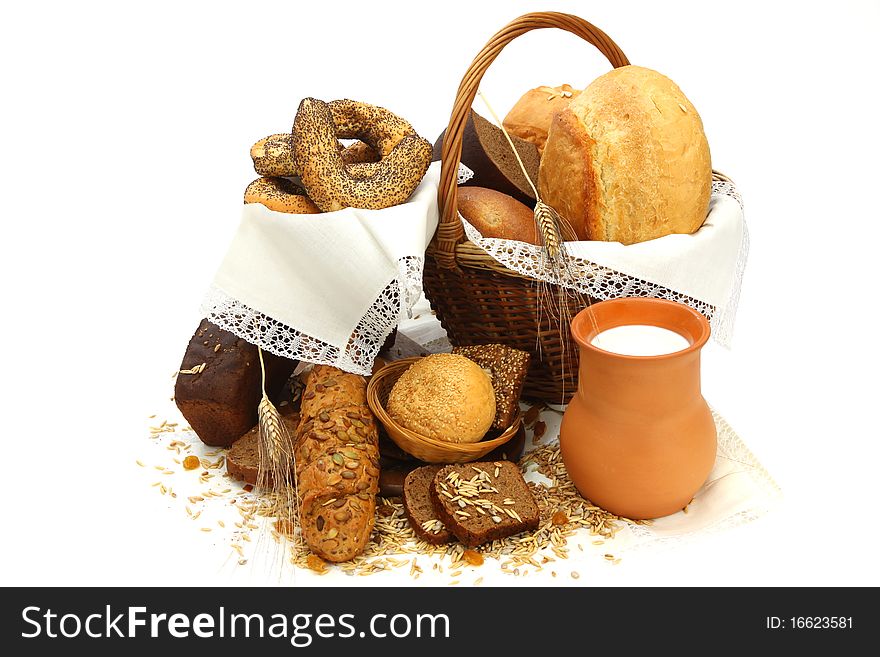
[295,366,379,562]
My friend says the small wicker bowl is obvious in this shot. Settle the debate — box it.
[367,357,522,464]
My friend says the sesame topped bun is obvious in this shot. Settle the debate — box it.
[386,354,495,444]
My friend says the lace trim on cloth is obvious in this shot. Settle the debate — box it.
[457,162,475,185]
[460,180,748,346]
[200,256,424,375]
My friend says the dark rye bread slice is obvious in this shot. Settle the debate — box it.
[432,110,540,207]
[226,413,300,485]
[452,344,530,430]
[430,461,539,547]
[175,319,297,447]
[403,465,452,545]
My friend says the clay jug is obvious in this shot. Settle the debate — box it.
[560,298,716,520]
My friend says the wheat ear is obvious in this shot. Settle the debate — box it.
[476,91,581,255]
[477,91,592,401]
[256,347,301,573]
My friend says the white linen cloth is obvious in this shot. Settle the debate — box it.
[461,179,748,345]
[201,164,744,375]
[526,405,781,553]
[566,194,743,310]
[200,163,440,375]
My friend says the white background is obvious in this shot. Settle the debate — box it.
[1,0,878,587]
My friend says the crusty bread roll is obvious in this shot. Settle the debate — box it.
[538,66,712,244]
[387,354,495,444]
[502,84,581,155]
[457,187,539,244]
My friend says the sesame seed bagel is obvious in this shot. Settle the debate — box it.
[328,99,416,157]
[251,132,379,177]
[251,133,297,177]
[292,97,432,212]
[340,139,380,166]
[244,177,321,214]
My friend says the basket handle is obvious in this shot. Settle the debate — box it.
[435,12,630,269]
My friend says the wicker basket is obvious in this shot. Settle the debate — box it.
[367,357,521,463]
[423,12,631,405]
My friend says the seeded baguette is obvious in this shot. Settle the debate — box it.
[295,366,379,562]
[295,404,379,470]
[299,368,368,425]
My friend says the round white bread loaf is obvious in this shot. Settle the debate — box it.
[387,353,495,444]
[537,65,712,245]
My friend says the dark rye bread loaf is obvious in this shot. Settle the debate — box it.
[403,465,452,545]
[226,412,299,485]
[432,110,540,208]
[430,461,539,547]
[174,319,297,447]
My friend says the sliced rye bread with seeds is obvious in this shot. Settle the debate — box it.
[403,465,452,545]
[452,344,530,429]
[430,460,539,547]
